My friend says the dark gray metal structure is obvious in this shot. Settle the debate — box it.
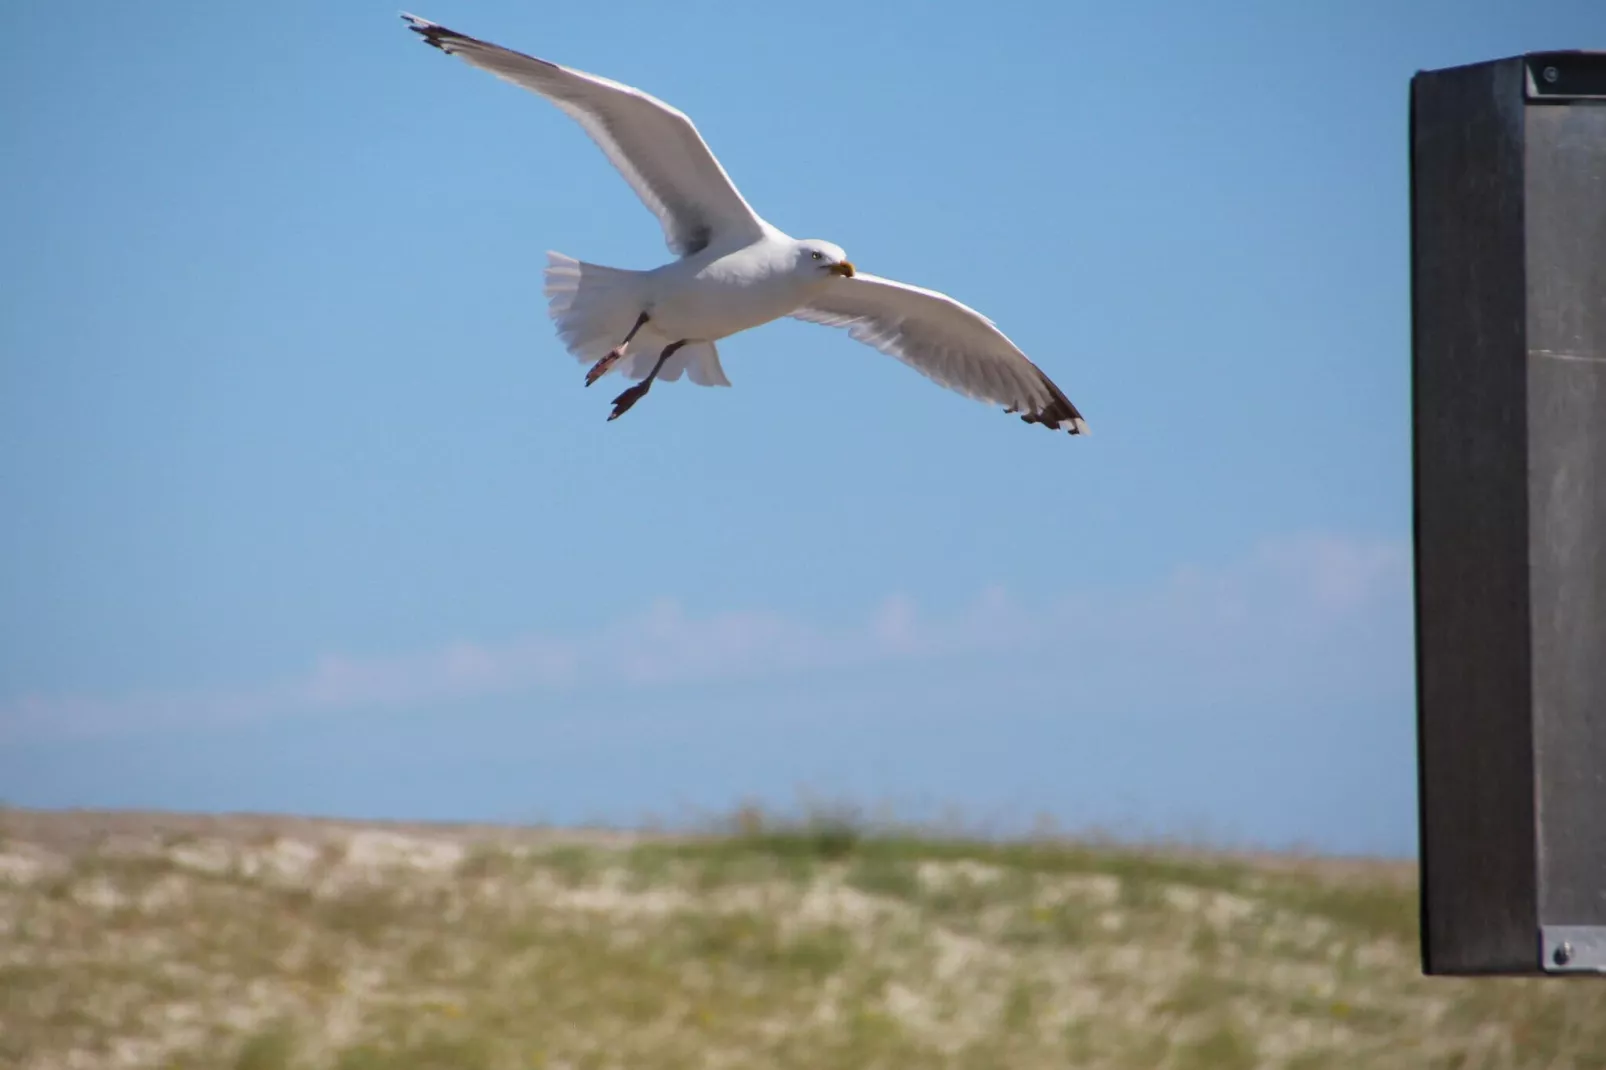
[1412,51,1606,976]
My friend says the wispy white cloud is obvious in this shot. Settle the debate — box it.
[0,533,1409,742]
[1257,532,1410,613]
[297,635,581,710]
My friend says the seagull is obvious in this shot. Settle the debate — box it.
[402,14,1088,435]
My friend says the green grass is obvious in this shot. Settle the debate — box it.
[0,808,1602,1070]
[1175,1019,1259,1070]
[232,1023,298,1070]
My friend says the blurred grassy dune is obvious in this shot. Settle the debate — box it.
[0,806,1601,1070]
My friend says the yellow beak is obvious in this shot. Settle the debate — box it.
[829,261,856,278]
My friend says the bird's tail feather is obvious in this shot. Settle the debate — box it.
[543,252,647,363]
[542,252,731,386]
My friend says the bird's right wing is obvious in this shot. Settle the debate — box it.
[793,273,1088,436]
[403,14,769,258]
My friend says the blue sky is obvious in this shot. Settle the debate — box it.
[1,1,1597,855]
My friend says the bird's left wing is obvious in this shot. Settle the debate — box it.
[402,14,769,258]
[792,274,1088,435]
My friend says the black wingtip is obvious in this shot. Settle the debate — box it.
[1017,372,1089,436]
[400,12,460,51]
[1019,406,1087,435]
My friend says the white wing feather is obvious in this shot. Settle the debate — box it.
[403,14,769,258]
[792,274,1088,435]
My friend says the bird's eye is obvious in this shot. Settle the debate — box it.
[810,251,823,261]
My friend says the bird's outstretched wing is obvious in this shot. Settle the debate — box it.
[792,274,1088,435]
[402,13,769,258]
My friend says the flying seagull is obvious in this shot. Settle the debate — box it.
[402,14,1088,435]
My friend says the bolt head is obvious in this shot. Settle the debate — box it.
[1553,942,1573,966]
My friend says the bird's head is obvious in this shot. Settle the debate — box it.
[794,239,855,279]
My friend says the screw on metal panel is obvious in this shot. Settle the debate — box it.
[1553,942,1573,966]
[1543,66,1560,84]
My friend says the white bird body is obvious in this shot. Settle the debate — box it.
[404,14,1089,435]
[640,237,838,343]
